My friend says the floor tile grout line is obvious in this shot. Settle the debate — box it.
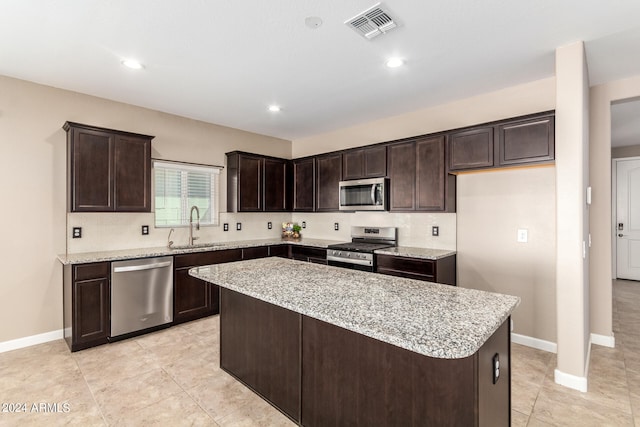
[71,351,110,426]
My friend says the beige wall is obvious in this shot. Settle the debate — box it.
[457,167,557,341]
[554,42,590,384]
[590,75,640,343]
[612,144,640,158]
[293,78,556,157]
[0,75,290,343]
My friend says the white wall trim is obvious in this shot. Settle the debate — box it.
[0,329,63,353]
[554,368,588,392]
[511,333,557,353]
[590,332,615,348]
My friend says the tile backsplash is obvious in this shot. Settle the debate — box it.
[66,211,456,254]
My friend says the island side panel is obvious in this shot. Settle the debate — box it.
[301,316,477,427]
[477,319,511,427]
[219,288,301,421]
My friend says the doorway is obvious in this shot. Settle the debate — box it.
[614,157,640,281]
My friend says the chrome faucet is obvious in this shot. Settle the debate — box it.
[189,206,200,245]
[167,228,174,249]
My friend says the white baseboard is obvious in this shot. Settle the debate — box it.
[0,329,64,353]
[590,333,615,348]
[511,333,557,353]
[554,368,588,392]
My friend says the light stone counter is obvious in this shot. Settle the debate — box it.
[374,246,456,260]
[190,257,519,359]
[56,237,343,265]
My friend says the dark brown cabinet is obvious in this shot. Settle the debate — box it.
[242,246,269,260]
[342,145,387,180]
[63,262,110,351]
[64,122,152,212]
[376,254,456,285]
[292,158,315,211]
[173,249,242,324]
[498,115,555,166]
[269,244,290,258]
[448,112,555,172]
[290,246,327,264]
[226,152,290,212]
[315,153,342,211]
[388,136,451,212]
[448,126,495,172]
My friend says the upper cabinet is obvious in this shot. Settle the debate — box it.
[448,126,495,172]
[448,112,555,173]
[226,152,290,212]
[388,135,451,212]
[293,158,315,212]
[315,153,342,211]
[342,145,387,180]
[498,115,555,167]
[64,122,152,212]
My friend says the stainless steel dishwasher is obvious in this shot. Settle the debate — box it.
[111,256,174,338]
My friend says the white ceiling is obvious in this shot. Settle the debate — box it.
[2,1,640,141]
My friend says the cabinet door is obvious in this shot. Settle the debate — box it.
[448,127,495,171]
[264,158,289,211]
[388,141,416,211]
[416,136,445,211]
[315,153,342,211]
[498,116,554,166]
[293,158,315,211]
[73,276,110,349]
[364,145,387,177]
[174,268,215,323]
[114,135,151,212]
[69,128,114,212]
[242,246,270,260]
[238,154,263,212]
[343,149,365,180]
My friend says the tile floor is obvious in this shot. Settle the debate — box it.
[0,279,638,426]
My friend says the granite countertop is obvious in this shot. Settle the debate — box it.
[374,246,456,260]
[190,257,519,359]
[56,237,342,265]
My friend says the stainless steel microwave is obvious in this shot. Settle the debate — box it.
[339,177,388,211]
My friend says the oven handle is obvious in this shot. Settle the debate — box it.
[371,185,376,205]
[327,255,373,267]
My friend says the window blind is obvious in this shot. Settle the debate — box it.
[153,160,221,227]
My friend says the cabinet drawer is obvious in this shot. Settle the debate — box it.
[290,246,326,261]
[376,255,435,276]
[174,249,243,269]
[269,244,290,257]
[242,246,270,260]
[74,262,110,281]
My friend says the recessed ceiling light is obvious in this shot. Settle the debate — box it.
[121,59,144,70]
[385,57,404,68]
[268,105,281,112]
[305,16,323,29]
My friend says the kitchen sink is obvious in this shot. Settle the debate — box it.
[169,243,222,250]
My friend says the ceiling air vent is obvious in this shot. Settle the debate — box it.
[345,3,398,40]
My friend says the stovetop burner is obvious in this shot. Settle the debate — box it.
[327,241,395,253]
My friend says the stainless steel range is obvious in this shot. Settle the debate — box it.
[327,226,397,271]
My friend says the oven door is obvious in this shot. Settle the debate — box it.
[327,258,374,272]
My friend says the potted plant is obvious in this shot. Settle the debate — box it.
[292,224,302,240]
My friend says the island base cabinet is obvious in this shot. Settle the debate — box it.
[218,288,510,427]
[220,289,301,422]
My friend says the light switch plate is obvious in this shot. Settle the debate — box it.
[236,222,242,231]
[223,223,229,231]
[268,222,272,229]
[141,225,149,235]
[517,229,528,243]
[302,221,306,229]
[432,226,439,237]
[334,223,339,231]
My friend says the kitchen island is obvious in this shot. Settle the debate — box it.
[190,257,519,426]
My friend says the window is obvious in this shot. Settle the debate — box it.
[153,160,221,227]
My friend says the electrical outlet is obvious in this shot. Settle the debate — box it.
[141,225,149,235]
[302,221,306,229]
[236,222,242,231]
[223,223,229,231]
[72,227,82,238]
[268,222,272,229]
[334,223,339,231]
[492,353,500,384]
[432,226,439,237]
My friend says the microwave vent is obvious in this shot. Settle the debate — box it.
[345,3,398,40]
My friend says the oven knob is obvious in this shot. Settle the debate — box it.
[337,251,342,256]
[347,253,351,257]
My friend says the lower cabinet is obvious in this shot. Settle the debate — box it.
[242,246,269,260]
[376,254,456,285]
[173,249,242,324]
[63,262,111,352]
[290,246,327,264]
